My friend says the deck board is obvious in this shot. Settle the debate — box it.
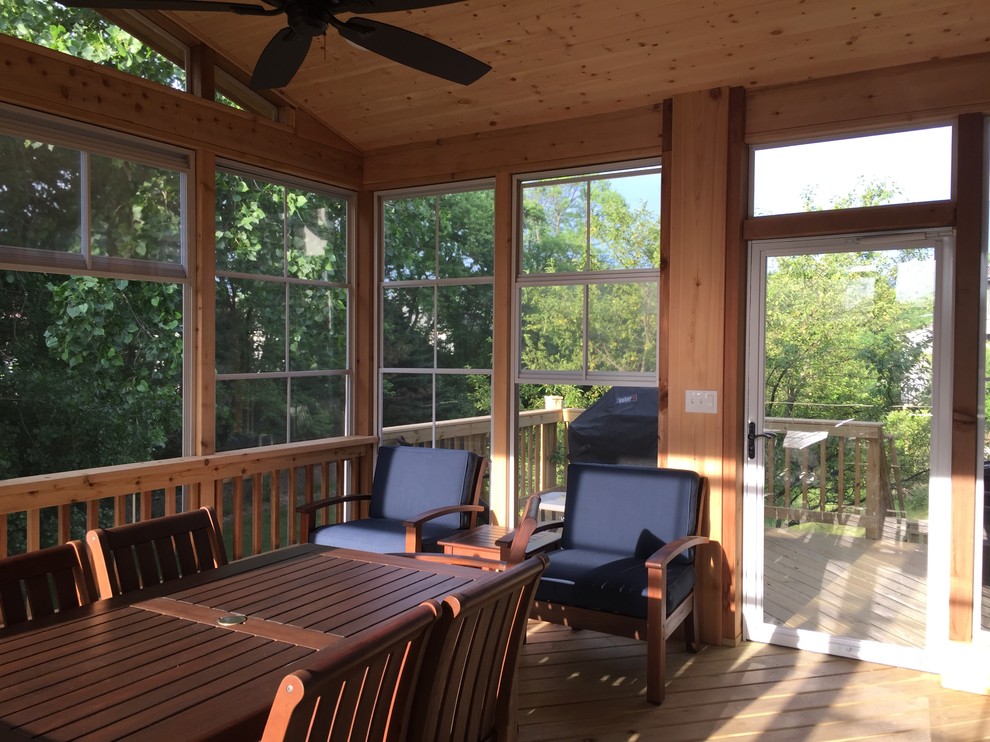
[763,527,929,647]
[518,622,990,741]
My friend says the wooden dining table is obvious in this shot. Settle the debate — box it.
[0,544,494,741]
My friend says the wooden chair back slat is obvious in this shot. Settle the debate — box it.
[86,507,228,598]
[262,601,439,742]
[409,555,547,742]
[0,541,95,627]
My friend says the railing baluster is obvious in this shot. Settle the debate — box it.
[334,461,345,522]
[115,495,128,526]
[269,469,281,551]
[232,476,244,561]
[288,466,298,545]
[58,504,71,544]
[252,472,263,556]
[304,465,315,525]
[855,439,862,508]
[818,440,827,513]
[26,509,40,552]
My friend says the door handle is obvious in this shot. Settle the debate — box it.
[747,421,776,460]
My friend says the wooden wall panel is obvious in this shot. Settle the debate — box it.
[667,87,730,646]
[0,34,362,188]
[747,53,990,144]
[363,105,662,188]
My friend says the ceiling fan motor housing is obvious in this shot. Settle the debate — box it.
[286,1,331,37]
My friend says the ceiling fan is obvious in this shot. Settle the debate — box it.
[59,0,491,89]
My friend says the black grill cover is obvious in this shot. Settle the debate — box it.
[567,387,658,466]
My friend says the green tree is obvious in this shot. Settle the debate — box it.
[519,179,659,380]
[381,190,496,427]
[214,172,349,449]
[1,0,183,86]
[765,180,935,514]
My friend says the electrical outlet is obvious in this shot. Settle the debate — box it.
[685,389,718,414]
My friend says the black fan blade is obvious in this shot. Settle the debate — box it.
[330,0,467,13]
[336,17,490,85]
[60,0,275,14]
[250,27,313,89]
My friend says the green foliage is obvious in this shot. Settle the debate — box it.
[884,409,932,516]
[381,190,496,427]
[214,172,349,449]
[519,178,660,376]
[0,0,183,87]
[0,271,183,480]
[765,180,936,516]
[800,177,904,212]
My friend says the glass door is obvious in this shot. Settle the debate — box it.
[743,232,953,670]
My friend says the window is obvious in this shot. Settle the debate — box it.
[379,184,494,448]
[752,126,953,216]
[517,164,661,383]
[0,109,190,480]
[0,1,184,89]
[214,168,351,451]
[512,163,661,515]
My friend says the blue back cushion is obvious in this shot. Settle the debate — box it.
[562,463,700,561]
[369,446,480,529]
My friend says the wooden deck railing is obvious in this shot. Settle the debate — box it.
[762,418,911,541]
[1,412,914,557]
[0,436,377,559]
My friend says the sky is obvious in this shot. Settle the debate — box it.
[752,126,953,215]
[610,125,954,217]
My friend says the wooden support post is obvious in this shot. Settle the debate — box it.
[489,170,514,528]
[667,87,732,647]
[948,113,988,642]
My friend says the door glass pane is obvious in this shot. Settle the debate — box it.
[761,246,935,648]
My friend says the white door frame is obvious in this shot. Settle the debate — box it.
[741,230,955,673]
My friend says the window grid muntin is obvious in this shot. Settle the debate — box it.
[379,182,495,446]
[515,160,661,384]
[214,165,353,449]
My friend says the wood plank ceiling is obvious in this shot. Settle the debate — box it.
[141,0,990,151]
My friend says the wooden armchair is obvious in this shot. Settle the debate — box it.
[297,445,487,553]
[408,554,548,742]
[525,462,709,705]
[0,541,96,627]
[86,506,228,598]
[261,601,438,742]
[496,492,557,564]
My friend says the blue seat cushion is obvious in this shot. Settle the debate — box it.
[535,548,696,620]
[309,518,461,554]
[561,463,700,564]
[370,446,480,530]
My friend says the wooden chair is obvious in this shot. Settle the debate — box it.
[86,506,228,598]
[408,554,548,742]
[261,601,439,742]
[297,445,487,553]
[525,462,709,705]
[0,541,96,627]
[497,493,553,565]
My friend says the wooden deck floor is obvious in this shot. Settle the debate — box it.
[518,621,990,741]
[763,527,929,647]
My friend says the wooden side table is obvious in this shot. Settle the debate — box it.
[439,524,559,561]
